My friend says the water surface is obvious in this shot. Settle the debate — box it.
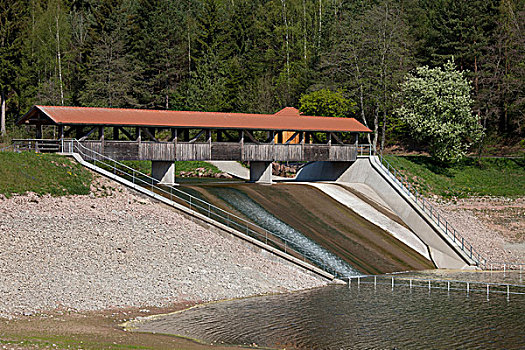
[134,279,525,349]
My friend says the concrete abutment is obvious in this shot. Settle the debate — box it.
[151,161,176,185]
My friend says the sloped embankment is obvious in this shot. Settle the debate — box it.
[179,183,435,275]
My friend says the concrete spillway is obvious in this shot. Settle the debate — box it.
[178,182,435,275]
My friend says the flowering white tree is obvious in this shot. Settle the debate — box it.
[396,60,484,163]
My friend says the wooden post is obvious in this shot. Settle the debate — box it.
[36,124,43,139]
[76,126,84,139]
[136,127,141,142]
[327,132,332,146]
[98,126,104,141]
[113,127,119,140]
[217,130,223,142]
[58,125,64,139]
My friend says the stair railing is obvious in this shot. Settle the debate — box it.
[376,153,486,268]
[62,139,342,278]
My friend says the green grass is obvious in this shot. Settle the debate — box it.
[121,160,221,176]
[383,155,525,198]
[0,151,93,197]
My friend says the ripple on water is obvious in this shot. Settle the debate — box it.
[135,282,525,349]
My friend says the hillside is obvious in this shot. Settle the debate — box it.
[0,152,92,197]
[384,155,525,198]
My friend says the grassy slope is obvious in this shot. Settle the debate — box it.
[121,160,221,176]
[384,155,525,198]
[0,152,92,197]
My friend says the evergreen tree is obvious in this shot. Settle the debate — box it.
[0,0,28,137]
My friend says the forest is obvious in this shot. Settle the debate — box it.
[0,0,523,154]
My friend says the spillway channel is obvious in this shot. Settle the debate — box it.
[172,180,434,275]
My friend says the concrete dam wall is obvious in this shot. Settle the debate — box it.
[296,157,473,269]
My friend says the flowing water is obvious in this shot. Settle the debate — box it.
[176,182,434,274]
[132,272,525,349]
[207,187,359,277]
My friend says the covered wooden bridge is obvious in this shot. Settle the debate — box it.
[17,105,371,183]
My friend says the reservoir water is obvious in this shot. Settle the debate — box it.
[132,272,525,349]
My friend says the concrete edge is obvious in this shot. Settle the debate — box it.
[306,182,433,262]
[70,153,337,282]
[367,156,477,266]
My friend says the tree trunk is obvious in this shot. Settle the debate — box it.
[354,58,371,145]
[1,88,6,138]
[380,109,387,153]
[56,11,64,106]
[373,105,379,155]
[281,0,290,91]
[303,0,307,61]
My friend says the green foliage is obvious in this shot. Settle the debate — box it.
[384,155,525,198]
[0,152,92,197]
[299,89,356,117]
[396,60,484,163]
[0,0,523,148]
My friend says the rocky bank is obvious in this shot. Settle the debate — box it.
[0,176,327,319]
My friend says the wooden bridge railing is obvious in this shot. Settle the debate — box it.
[13,139,364,162]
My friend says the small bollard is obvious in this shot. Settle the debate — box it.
[428,280,431,292]
[391,277,394,291]
[487,284,490,300]
[467,282,470,295]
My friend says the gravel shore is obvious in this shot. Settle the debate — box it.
[432,196,525,264]
[0,177,327,319]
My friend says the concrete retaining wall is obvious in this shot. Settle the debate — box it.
[298,158,475,269]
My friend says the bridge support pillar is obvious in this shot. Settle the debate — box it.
[151,161,176,185]
[249,161,272,184]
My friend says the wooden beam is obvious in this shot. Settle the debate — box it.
[113,127,119,140]
[188,129,205,143]
[285,131,299,144]
[264,131,275,144]
[330,132,344,145]
[136,127,141,141]
[243,130,259,144]
[142,127,159,142]
[99,126,104,141]
[79,126,97,141]
[170,128,177,142]
[222,130,237,142]
[118,127,134,141]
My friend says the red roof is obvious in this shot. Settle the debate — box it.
[18,106,371,133]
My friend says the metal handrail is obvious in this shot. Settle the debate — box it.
[347,274,525,297]
[357,144,373,157]
[376,153,487,268]
[58,139,341,278]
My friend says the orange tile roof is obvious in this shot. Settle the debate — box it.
[18,106,372,133]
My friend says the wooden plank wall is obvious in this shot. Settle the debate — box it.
[177,143,211,160]
[139,142,175,161]
[78,141,358,162]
